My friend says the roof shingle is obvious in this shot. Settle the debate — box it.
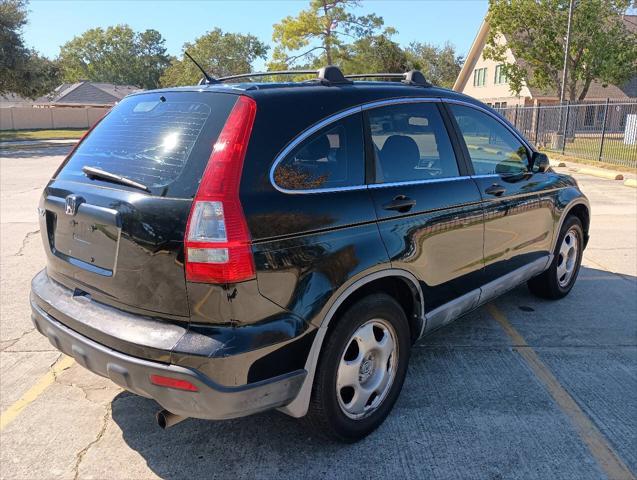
[39,81,142,105]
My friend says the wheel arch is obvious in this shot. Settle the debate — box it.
[278,268,425,418]
[567,203,590,248]
[554,197,591,251]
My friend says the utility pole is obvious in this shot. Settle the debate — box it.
[560,0,575,104]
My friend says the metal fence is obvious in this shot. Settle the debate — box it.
[495,100,637,168]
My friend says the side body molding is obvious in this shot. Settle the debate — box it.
[278,269,424,418]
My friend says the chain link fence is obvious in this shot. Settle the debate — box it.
[495,100,637,168]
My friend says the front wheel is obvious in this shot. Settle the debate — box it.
[528,215,584,299]
[305,293,411,442]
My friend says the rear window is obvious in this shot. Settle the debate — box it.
[273,113,365,191]
[56,91,238,198]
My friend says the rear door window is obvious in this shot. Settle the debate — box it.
[56,91,238,198]
[273,114,365,191]
[367,102,460,183]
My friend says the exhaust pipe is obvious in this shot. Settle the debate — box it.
[156,409,187,429]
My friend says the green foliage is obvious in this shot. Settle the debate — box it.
[268,0,462,87]
[136,29,172,90]
[0,0,59,98]
[17,50,61,97]
[269,0,384,68]
[58,25,171,89]
[160,28,268,86]
[485,0,637,101]
[341,29,410,74]
[406,42,464,88]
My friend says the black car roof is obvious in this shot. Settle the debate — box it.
[130,81,484,111]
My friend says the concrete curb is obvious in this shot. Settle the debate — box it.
[623,178,637,188]
[0,139,78,150]
[576,168,624,181]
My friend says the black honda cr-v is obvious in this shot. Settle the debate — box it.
[31,66,589,441]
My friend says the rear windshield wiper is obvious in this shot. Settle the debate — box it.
[82,166,150,192]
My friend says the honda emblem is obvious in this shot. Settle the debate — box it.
[64,195,83,216]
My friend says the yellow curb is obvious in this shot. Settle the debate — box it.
[577,168,624,181]
[624,178,637,188]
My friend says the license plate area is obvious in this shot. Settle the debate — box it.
[45,197,121,276]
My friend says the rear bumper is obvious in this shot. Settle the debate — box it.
[30,272,306,420]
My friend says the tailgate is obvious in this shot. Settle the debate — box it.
[40,185,193,316]
[40,90,239,318]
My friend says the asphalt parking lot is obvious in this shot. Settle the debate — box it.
[1,145,635,480]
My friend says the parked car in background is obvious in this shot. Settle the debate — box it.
[31,66,589,441]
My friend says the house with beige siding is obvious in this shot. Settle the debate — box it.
[453,17,637,107]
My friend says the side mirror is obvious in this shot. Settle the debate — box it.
[530,152,550,173]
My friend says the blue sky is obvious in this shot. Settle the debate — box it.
[23,0,488,69]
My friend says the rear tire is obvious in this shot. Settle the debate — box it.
[305,293,411,442]
[528,216,584,299]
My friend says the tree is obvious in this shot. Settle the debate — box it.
[135,29,172,91]
[0,0,59,98]
[58,25,171,89]
[406,42,463,88]
[485,0,637,102]
[16,50,61,98]
[160,28,268,86]
[269,0,384,69]
[341,29,411,74]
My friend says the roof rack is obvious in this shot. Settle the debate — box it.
[204,66,431,87]
[344,70,431,87]
[217,65,352,85]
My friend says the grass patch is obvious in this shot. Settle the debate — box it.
[0,129,86,142]
[544,137,636,168]
[542,151,637,175]
[461,133,636,168]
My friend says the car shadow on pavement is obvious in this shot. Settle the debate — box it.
[111,266,637,479]
[110,392,346,479]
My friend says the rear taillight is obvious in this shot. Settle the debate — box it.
[184,95,257,283]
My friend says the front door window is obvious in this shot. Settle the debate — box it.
[449,104,529,176]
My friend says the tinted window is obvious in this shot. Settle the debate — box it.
[449,104,529,176]
[274,114,364,191]
[56,91,237,197]
[368,102,459,183]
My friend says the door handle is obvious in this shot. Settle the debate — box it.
[485,184,506,197]
[383,195,416,213]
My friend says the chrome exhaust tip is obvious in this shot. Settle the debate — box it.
[156,409,187,429]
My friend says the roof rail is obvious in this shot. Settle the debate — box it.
[218,69,316,82]
[344,73,404,80]
[217,65,352,85]
[209,66,431,87]
[344,70,431,87]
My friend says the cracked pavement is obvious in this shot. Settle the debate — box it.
[0,147,635,480]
